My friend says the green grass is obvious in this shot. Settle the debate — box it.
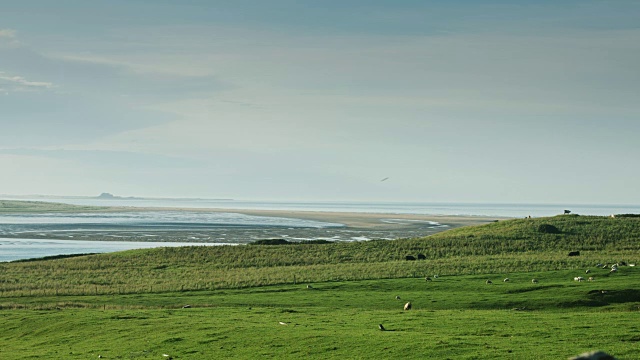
[0,272,638,359]
[1,214,639,358]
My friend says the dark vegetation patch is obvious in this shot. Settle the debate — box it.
[537,224,560,234]
[250,239,333,245]
[11,253,97,263]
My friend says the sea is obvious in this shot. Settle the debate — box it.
[1,198,638,262]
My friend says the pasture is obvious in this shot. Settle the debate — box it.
[0,214,639,358]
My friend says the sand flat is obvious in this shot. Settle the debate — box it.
[121,206,503,231]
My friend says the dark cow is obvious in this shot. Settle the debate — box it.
[568,251,580,257]
[405,255,416,261]
[417,254,426,260]
[564,210,572,214]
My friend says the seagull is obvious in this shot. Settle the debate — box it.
[380,177,389,182]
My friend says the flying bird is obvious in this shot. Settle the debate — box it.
[380,177,389,182]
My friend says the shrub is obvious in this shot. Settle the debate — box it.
[537,224,560,234]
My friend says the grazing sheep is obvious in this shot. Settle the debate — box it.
[610,268,617,273]
[503,278,510,282]
[602,264,608,269]
[433,275,439,279]
[182,305,191,308]
[585,269,591,274]
[395,295,401,300]
[629,263,636,267]
[588,277,594,281]
[532,279,539,284]
[569,350,617,360]
[425,277,432,281]
[404,302,412,311]
[596,263,603,267]
[574,276,585,282]
[306,285,313,289]
[486,280,493,284]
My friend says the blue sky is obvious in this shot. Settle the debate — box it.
[1,1,639,203]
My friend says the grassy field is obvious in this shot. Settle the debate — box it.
[0,214,639,358]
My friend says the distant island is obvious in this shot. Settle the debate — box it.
[95,193,142,200]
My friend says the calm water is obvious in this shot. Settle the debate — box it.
[7,197,640,217]
[0,238,231,263]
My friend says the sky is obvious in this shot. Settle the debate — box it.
[1,0,639,204]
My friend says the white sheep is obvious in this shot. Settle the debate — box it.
[532,279,539,284]
[503,278,510,282]
[404,302,412,311]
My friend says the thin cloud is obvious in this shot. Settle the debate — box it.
[0,29,16,38]
[0,72,54,92]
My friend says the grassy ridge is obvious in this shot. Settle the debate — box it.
[0,200,104,213]
[1,215,637,296]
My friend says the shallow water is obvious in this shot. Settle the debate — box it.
[0,238,230,262]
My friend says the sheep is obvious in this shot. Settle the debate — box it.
[569,350,617,360]
[395,295,401,300]
[379,324,386,331]
[532,279,539,284]
[610,268,617,273]
[574,277,585,282]
[629,263,636,267]
[486,280,493,284]
[433,275,439,279]
[425,277,432,281]
[306,285,313,289]
[588,277,594,281]
[404,302,412,311]
[503,278,510,282]
[596,263,603,267]
[585,269,591,274]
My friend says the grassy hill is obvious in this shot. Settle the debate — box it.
[1,214,639,359]
[1,215,637,297]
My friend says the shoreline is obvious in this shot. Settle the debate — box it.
[117,206,505,231]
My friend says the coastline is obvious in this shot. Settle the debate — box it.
[118,206,505,231]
